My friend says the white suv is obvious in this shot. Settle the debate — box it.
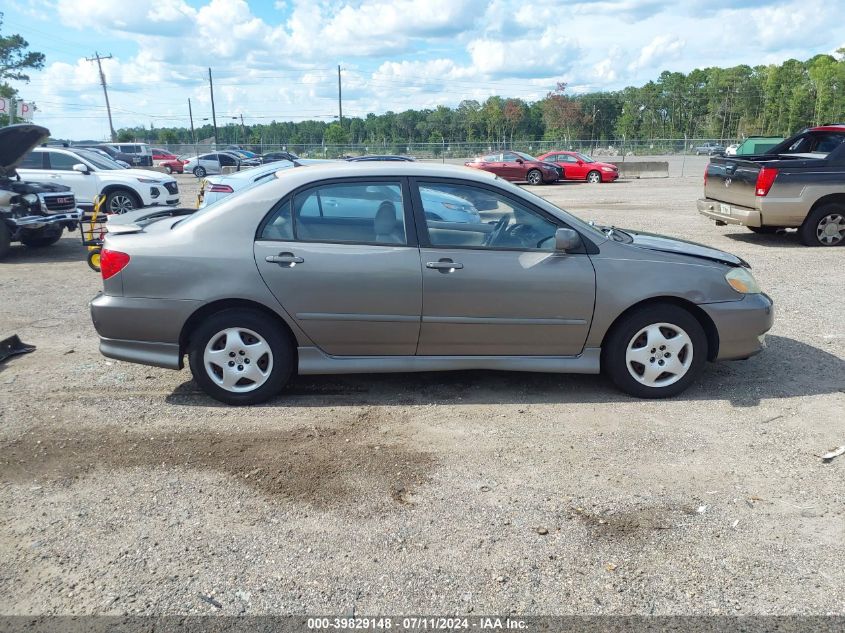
[17,147,179,213]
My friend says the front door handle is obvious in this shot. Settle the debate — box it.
[266,252,304,267]
[426,259,463,273]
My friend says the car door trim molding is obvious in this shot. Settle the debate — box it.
[422,316,587,326]
[296,312,419,323]
[296,346,601,375]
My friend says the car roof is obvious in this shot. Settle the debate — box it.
[270,161,498,189]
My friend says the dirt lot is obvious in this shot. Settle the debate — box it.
[0,167,843,617]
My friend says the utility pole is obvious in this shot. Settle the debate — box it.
[188,98,195,143]
[208,68,218,147]
[86,52,117,141]
[337,64,343,127]
[239,113,247,144]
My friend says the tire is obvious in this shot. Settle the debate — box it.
[20,226,63,247]
[526,169,542,185]
[587,170,602,184]
[603,304,707,399]
[798,203,845,247]
[87,248,102,272]
[193,166,206,178]
[188,308,294,405]
[164,165,173,174]
[0,222,11,260]
[105,189,139,214]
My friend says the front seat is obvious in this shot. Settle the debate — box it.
[373,201,404,244]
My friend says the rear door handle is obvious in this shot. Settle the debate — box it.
[426,259,463,272]
[265,252,304,266]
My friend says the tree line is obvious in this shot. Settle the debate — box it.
[126,53,845,148]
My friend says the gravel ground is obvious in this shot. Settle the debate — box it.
[0,167,843,617]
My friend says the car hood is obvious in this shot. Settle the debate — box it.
[621,228,747,267]
[590,161,617,169]
[0,124,50,177]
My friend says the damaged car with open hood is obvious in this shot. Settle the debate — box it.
[0,124,81,260]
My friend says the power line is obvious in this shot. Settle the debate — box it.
[85,52,117,142]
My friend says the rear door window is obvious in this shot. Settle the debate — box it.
[19,152,45,169]
[285,181,407,245]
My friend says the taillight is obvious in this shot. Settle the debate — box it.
[703,165,708,187]
[100,249,130,280]
[755,167,779,197]
[208,184,234,193]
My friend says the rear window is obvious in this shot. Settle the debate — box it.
[780,132,845,157]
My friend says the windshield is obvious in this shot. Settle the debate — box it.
[574,153,594,163]
[514,151,538,161]
[73,149,124,170]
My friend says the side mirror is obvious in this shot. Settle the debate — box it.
[72,163,89,174]
[577,160,584,165]
[516,158,524,164]
[555,227,580,252]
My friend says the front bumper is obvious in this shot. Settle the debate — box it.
[603,171,619,182]
[90,293,200,369]
[697,198,762,227]
[7,208,82,229]
[700,292,774,360]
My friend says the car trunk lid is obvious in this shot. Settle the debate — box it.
[704,157,765,207]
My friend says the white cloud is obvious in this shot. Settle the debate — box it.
[629,35,685,71]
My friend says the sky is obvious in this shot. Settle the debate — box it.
[4,0,844,140]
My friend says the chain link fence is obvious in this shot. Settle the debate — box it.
[159,138,738,161]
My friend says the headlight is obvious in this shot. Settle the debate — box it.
[136,177,160,183]
[22,193,39,204]
[601,167,613,172]
[725,267,762,294]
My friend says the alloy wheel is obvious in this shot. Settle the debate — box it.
[527,170,541,185]
[587,171,601,183]
[625,322,693,388]
[816,213,844,246]
[109,194,135,214]
[203,327,274,393]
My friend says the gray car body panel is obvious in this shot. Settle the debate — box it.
[90,162,772,375]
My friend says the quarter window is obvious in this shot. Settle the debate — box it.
[417,181,558,251]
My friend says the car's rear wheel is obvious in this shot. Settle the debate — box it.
[106,189,139,214]
[188,309,294,405]
[603,304,707,398]
[587,170,602,184]
[193,166,206,178]
[799,203,845,246]
[20,227,63,247]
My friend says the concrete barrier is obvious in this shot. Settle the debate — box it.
[617,161,669,178]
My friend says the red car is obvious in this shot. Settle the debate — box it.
[160,158,187,174]
[152,147,177,161]
[536,151,619,183]
[465,151,561,185]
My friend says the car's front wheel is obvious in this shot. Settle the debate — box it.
[587,170,602,184]
[799,203,844,246]
[526,169,542,185]
[603,304,707,398]
[20,226,63,247]
[188,308,294,405]
[106,189,139,214]
[164,165,173,174]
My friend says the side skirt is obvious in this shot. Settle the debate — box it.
[297,347,601,375]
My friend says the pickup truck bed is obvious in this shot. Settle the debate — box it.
[697,125,845,246]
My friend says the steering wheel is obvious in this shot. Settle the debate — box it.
[485,215,510,246]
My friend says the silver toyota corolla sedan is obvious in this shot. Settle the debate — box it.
[90,163,773,405]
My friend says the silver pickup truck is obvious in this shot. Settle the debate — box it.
[697,124,845,246]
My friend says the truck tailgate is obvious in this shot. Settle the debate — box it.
[704,157,764,207]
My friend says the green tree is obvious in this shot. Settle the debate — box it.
[323,122,348,144]
[0,12,46,124]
